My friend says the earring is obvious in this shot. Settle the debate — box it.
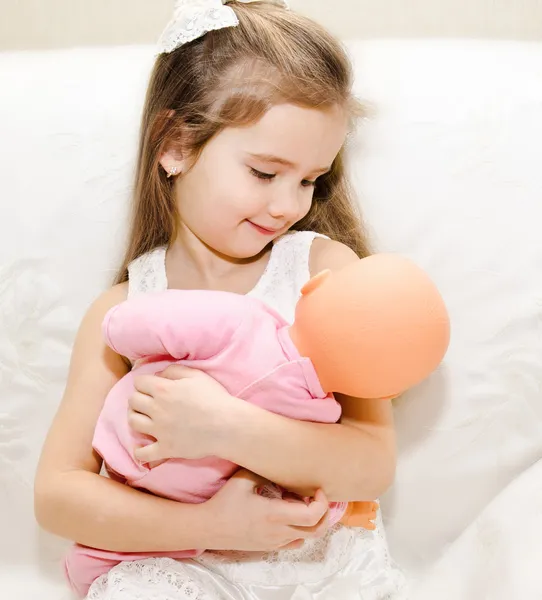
[167,166,179,178]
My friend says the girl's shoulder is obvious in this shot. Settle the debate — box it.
[269,229,358,282]
[96,282,129,310]
[308,235,359,278]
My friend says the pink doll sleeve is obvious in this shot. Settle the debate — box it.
[102,289,249,361]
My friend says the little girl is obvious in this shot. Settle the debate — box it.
[35,1,406,598]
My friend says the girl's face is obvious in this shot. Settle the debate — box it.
[164,103,348,259]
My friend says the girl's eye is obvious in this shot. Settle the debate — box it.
[250,167,316,188]
[250,168,275,181]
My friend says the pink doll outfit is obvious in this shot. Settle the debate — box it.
[65,283,349,596]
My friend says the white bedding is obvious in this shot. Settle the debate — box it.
[411,457,542,599]
[0,39,541,599]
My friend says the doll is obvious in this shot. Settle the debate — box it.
[65,253,450,592]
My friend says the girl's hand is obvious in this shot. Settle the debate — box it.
[205,470,331,552]
[129,365,235,463]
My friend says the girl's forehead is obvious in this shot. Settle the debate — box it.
[217,103,348,167]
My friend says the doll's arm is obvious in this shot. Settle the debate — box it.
[103,290,248,361]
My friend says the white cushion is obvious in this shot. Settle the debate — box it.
[346,40,542,573]
[0,40,541,596]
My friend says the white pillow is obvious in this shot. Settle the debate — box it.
[0,46,154,591]
[346,39,542,571]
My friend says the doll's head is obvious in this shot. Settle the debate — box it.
[289,254,450,398]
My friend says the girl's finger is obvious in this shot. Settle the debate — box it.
[292,510,330,538]
[128,391,156,417]
[127,410,155,436]
[279,539,305,550]
[272,492,329,528]
[133,374,161,395]
[229,469,271,492]
[134,442,162,463]
[158,365,198,380]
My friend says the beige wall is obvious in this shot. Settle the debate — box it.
[1,0,541,51]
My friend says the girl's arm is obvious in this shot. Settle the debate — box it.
[34,284,210,552]
[214,240,396,501]
[34,285,326,553]
[217,391,395,502]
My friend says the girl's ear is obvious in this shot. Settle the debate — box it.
[156,110,190,178]
[159,145,185,178]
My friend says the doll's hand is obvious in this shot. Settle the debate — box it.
[128,365,235,463]
[340,501,379,530]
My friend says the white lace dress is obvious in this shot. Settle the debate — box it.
[86,231,407,600]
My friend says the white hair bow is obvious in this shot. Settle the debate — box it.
[158,0,289,54]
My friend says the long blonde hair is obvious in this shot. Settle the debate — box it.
[115,1,370,284]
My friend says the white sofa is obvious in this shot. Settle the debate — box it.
[1,39,541,599]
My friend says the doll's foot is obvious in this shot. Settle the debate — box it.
[340,501,378,530]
